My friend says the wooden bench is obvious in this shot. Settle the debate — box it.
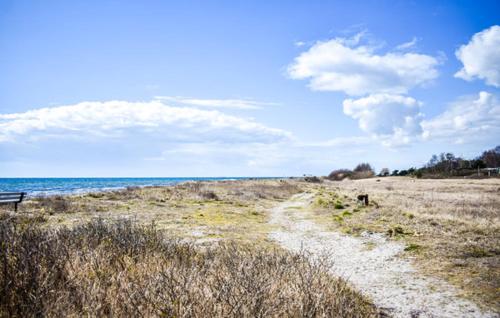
[0,192,27,212]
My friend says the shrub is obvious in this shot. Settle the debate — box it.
[199,190,219,201]
[334,203,345,209]
[33,195,71,214]
[304,175,322,183]
[0,218,377,317]
[351,163,375,179]
[351,171,375,180]
[327,169,353,181]
[378,168,390,177]
[404,243,421,252]
[464,246,493,258]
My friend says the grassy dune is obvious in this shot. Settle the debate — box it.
[307,177,500,310]
[13,179,302,245]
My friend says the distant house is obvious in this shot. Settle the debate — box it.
[481,167,500,176]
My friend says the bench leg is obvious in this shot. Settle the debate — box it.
[15,203,18,213]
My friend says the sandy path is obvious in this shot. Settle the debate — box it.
[269,193,495,318]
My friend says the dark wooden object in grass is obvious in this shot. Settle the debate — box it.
[0,192,26,212]
[357,194,369,206]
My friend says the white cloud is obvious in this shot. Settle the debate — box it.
[148,137,377,174]
[300,136,372,147]
[343,94,423,146]
[422,91,500,143]
[396,37,418,50]
[154,96,277,109]
[0,100,291,143]
[455,25,500,87]
[287,33,440,96]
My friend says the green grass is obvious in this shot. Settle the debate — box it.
[404,243,421,252]
[334,202,345,209]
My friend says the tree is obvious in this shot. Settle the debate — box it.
[354,163,374,173]
[427,154,439,167]
[481,147,500,167]
[471,159,486,169]
[379,168,390,177]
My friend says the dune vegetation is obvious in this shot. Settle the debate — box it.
[0,217,377,317]
[1,177,498,315]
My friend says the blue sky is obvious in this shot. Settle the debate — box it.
[1,0,499,177]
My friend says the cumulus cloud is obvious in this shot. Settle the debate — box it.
[422,91,500,143]
[455,25,500,87]
[154,96,277,109]
[0,100,291,143]
[343,94,423,146]
[287,33,440,96]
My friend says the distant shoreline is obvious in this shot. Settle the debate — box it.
[0,177,285,197]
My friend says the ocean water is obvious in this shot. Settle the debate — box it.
[0,177,266,197]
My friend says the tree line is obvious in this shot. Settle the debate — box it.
[327,145,500,180]
[387,145,500,178]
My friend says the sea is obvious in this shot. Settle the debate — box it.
[0,177,271,197]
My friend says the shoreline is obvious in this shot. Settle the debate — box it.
[0,176,287,197]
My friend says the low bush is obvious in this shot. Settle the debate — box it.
[33,195,72,214]
[304,175,322,183]
[351,170,375,180]
[335,203,345,209]
[0,218,377,317]
[198,190,219,201]
[328,169,353,181]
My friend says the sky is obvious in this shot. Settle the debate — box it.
[0,0,499,177]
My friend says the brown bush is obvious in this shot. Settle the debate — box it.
[328,169,353,181]
[351,170,375,180]
[351,163,375,179]
[199,190,219,200]
[0,218,377,317]
[33,195,72,214]
[304,175,323,183]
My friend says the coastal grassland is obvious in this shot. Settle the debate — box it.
[306,177,500,310]
[0,218,377,317]
[5,179,302,245]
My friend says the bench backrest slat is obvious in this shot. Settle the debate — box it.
[0,192,26,204]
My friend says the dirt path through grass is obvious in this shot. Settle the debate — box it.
[269,192,495,318]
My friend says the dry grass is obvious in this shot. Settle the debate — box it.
[3,179,302,245]
[307,177,500,310]
[0,217,377,317]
